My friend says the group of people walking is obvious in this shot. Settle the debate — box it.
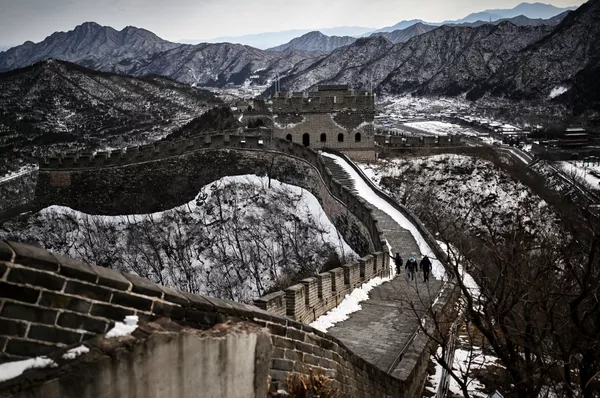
[393,252,431,282]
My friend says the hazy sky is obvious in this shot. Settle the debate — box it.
[0,0,586,46]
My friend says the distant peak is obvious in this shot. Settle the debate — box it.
[303,31,327,37]
[76,21,102,30]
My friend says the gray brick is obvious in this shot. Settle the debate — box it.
[6,241,58,272]
[273,336,295,350]
[64,281,112,302]
[0,318,28,337]
[123,273,163,298]
[39,291,91,314]
[93,266,130,290]
[0,241,13,262]
[90,303,134,321]
[159,285,189,306]
[57,312,108,334]
[5,338,58,357]
[295,341,313,354]
[7,267,66,291]
[53,253,98,283]
[272,358,294,371]
[2,302,57,325]
[152,302,185,320]
[28,324,82,345]
[111,291,153,312]
[0,281,40,304]
[180,292,214,311]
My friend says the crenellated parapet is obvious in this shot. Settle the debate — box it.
[0,241,404,397]
[254,253,389,324]
[40,129,270,170]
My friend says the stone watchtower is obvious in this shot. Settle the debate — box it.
[272,85,376,160]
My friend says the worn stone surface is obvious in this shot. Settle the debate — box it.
[323,157,443,376]
[0,320,272,398]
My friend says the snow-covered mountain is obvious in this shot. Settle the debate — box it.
[129,43,324,87]
[0,22,324,88]
[0,59,220,175]
[467,0,600,112]
[0,22,179,73]
[267,31,356,53]
[276,22,553,95]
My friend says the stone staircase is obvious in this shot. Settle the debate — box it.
[321,155,444,379]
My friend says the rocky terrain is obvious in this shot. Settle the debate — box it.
[0,22,179,73]
[468,0,600,114]
[359,154,559,239]
[278,23,553,95]
[0,22,325,88]
[274,0,599,116]
[267,31,355,52]
[0,59,220,176]
[371,23,438,44]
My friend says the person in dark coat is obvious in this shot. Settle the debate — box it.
[420,255,432,282]
[394,253,403,275]
[405,257,417,281]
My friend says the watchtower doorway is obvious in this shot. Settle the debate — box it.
[302,133,310,147]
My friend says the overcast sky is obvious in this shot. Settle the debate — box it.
[0,0,586,46]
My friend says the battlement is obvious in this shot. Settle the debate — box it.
[255,253,389,323]
[273,85,375,114]
[0,241,404,396]
[40,130,268,170]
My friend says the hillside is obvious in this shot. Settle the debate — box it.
[0,60,220,175]
[0,22,324,89]
[371,23,438,44]
[468,0,600,114]
[0,175,357,303]
[277,23,552,96]
[267,31,355,52]
[0,22,179,73]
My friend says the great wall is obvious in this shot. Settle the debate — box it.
[0,129,459,397]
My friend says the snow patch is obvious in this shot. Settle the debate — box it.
[309,275,392,332]
[548,86,568,99]
[0,357,57,383]
[62,345,90,360]
[105,315,139,338]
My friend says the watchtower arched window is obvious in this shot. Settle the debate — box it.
[355,132,362,142]
[338,133,344,142]
[286,134,292,142]
[320,133,327,143]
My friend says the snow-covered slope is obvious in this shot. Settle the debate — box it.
[360,155,558,237]
[0,59,220,176]
[1,175,357,303]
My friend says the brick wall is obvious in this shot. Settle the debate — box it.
[0,241,410,397]
[36,135,384,255]
[255,253,390,324]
